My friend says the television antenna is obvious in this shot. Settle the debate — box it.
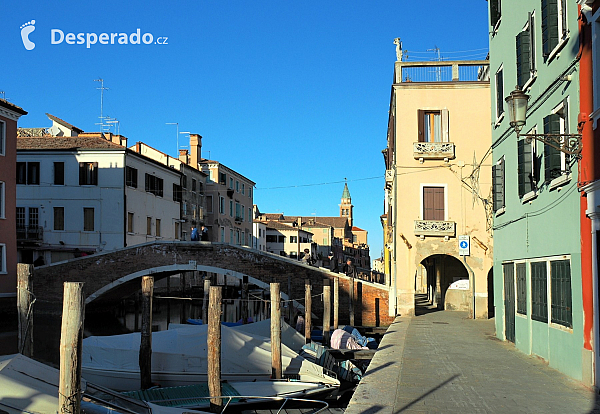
[94,78,109,131]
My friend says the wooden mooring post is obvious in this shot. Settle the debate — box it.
[208,286,223,412]
[17,263,34,358]
[270,283,282,379]
[58,282,85,414]
[202,278,211,324]
[334,278,339,329]
[304,279,311,344]
[323,283,331,346]
[140,276,154,390]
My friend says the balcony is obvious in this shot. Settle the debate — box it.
[396,60,489,84]
[17,226,44,242]
[414,220,455,237]
[413,142,455,160]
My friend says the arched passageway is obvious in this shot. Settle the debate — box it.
[416,254,469,313]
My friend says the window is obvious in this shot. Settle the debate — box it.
[173,184,182,203]
[128,212,134,233]
[418,110,449,143]
[54,207,64,231]
[544,101,569,182]
[146,217,152,235]
[516,13,535,88]
[207,195,213,213]
[220,172,226,185]
[551,259,572,327]
[230,229,234,244]
[236,229,240,245]
[79,162,98,185]
[0,182,3,219]
[495,66,504,121]
[175,222,180,240]
[16,207,25,229]
[422,186,445,220]
[241,204,245,221]
[248,187,252,198]
[54,162,65,185]
[242,183,245,195]
[192,179,197,192]
[248,208,252,222]
[266,235,278,243]
[126,166,138,188]
[17,162,40,185]
[83,208,94,231]
[492,157,505,212]
[182,202,187,215]
[145,174,163,197]
[156,219,161,237]
[516,263,527,315]
[0,244,5,274]
[278,235,285,243]
[531,261,548,322]
[29,208,38,229]
[0,120,4,156]
[230,200,234,217]
[219,197,225,214]
[221,227,225,242]
[542,0,568,61]
[290,236,297,243]
[229,177,234,189]
[323,238,327,245]
[490,0,501,30]
[236,180,239,192]
[517,137,536,198]
[182,175,187,189]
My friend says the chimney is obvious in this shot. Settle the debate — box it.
[297,217,302,228]
[190,134,202,168]
[179,149,189,165]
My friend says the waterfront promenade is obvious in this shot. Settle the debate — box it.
[346,298,600,414]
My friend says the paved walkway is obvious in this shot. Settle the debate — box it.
[346,304,600,414]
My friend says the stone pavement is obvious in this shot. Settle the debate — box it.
[346,304,600,414]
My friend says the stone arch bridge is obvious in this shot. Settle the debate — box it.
[28,241,394,363]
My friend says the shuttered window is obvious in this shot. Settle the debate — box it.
[516,31,530,88]
[543,114,563,181]
[542,0,567,60]
[490,0,501,28]
[531,262,548,323]
[551,260,572,327]
[495,67,504,119]
[492,158,505,212]
[517,140,535,198]
[516,263,527,315]
[423,187,444,221]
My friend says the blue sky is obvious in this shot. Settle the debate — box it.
[3,1,490,260]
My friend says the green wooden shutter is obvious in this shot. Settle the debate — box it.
[516,31,530,88]
[492,160,505,212]
[542,0,559,59]
[490,0,501,27]
[531,261,548,323]
[543,114,562,181]
[495,69,504,116]
[517,140,533,197]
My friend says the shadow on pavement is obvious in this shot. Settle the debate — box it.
[414,293,442,316]
[395,374,460,413]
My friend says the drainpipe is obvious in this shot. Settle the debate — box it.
[578,4,596,381]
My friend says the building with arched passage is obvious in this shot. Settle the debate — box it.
[382,56,494,318]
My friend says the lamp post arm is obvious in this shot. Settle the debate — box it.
[517,132,582,158]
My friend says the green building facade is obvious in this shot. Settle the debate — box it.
[489,0,588,382]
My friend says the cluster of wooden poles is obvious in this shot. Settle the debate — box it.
[46,276,343,414]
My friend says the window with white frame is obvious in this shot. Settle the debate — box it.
[495,66,504,121]
[516,13,536,89]
[542,0,568,61]
[0,120,4,156]
[417,110,449,143]
[0,181,4,219]
[219,197,225,214]
[422,186,445,221]
[517,129,537,199]
[490,0,501,31]
[530,257,572,328]
[543,100,569,183]
[0,244,5,274]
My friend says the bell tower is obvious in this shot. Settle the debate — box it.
[339,183,353,227]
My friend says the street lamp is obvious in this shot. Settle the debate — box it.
[505,86,582,158]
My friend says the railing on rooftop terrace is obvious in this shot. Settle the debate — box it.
[397,60,489,83]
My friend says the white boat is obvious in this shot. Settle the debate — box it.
[0,353,210,414]
[81,322,340,392]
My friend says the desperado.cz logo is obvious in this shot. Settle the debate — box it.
[20,20,168,50]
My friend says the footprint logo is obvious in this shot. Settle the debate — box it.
[20,20,36,50]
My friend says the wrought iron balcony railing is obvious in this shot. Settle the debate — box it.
[413,142,455,160]
[16,225,44,241]
[414,220,455,237]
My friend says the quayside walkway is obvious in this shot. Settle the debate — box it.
[346,295,600,414]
